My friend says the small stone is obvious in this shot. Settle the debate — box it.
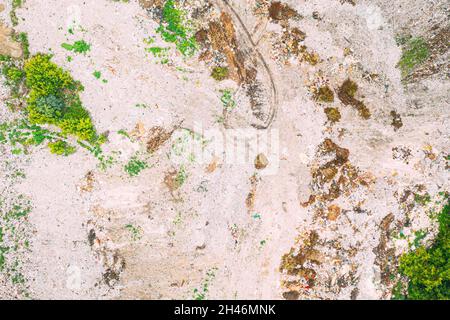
[254,153,269,169]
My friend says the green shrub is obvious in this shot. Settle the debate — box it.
[24,54,97,142]
[397,196,449,300]
[48,140,76,156]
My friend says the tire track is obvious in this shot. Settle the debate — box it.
[212,0,278,130]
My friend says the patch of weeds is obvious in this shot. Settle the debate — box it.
[414,193,431,206]
[0,120,64,155]
[77,140,117,171]
[124,156,148,177]
[175,165,187,187]
[125,224,142,241]
[193,267,218,300]
[144,38,171,64]
[211,67,229,81]
[395,195,449,300]
[398,37,430,76]
[220,89,236,111]
[315,86,334,103]
[61,40,91,54]
[324,107,341,123]
[14,32,30,59]
[48,140,76,156]
[10,0,23,26]
[156,0,198,57]
[93,71,101,79]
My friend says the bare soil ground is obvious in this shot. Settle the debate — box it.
[0,0,448,299]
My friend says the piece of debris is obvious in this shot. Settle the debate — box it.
[254,153,269,169]
[338,79,371,119]
[390,111,403,131]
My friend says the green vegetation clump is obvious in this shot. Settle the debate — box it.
[48,140,76,156]
[398,37,430,76]
[24,54,98,142]
[10,0,23,26]
[93,71,101,79]
[2,63,25,87]
[156,0,197,57]
[396,196,449,300]
[61,40,91,54]
[220,89,236,110]
[211,67,229,81]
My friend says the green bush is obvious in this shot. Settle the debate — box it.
[24,54,77,96]
[398,196,449,300]
[24,54,97,142]
[48,140,76,156]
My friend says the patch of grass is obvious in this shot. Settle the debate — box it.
[124,156,148,177]
[398,37,430,76]
[0,120,64,154]
[156,0,198,57]
[396,195,449,300]
[61,40,91,54]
